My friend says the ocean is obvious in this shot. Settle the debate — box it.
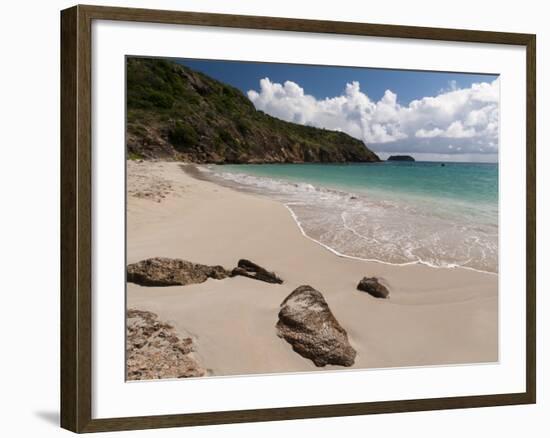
[199,161,498,273]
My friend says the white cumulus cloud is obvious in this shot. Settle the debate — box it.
[247,77,499,158]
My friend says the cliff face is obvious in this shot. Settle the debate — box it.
[126,58,380,164]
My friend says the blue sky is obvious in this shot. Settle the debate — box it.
[175,58,499,162]
[178,59,496,105]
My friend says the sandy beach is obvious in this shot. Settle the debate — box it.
[126,160,498,377]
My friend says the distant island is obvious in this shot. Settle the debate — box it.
[126,58,380,164]
[387,155,415,162]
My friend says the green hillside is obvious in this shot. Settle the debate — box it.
[126,58,380,164]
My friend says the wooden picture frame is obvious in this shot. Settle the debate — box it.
[61,4,536,433]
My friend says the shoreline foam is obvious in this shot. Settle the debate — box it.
[283,203,498,277]
[197,164,498,274]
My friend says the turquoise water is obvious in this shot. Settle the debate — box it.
[222,162,497,203]
[202,162,498,273]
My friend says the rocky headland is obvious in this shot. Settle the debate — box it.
[126,58,380,164]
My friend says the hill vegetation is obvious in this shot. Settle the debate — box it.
[126,58,380,164]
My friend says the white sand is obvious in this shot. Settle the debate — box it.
[127,161,498,376]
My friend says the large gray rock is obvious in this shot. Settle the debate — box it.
[276,285,356,367]
[126,309,206,380]
[127,257,230,286]
[357,277,390,299]
[231,259,283,284]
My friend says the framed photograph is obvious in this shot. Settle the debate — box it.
[60,4,536,433]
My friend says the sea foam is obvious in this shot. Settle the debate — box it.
[201,164,498,274]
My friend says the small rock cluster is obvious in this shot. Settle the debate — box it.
[127,257,391,372]
[127,257,282,286]
[126,309,206,380]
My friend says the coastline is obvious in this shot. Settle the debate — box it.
[283,202,498,276]
[197,162,498,274]
[127,160,498,377]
